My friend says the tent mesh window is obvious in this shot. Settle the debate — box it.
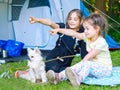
[11,0,25,20]
[28,0,50,8]
[12,6,22,20]
[12,0,25,5]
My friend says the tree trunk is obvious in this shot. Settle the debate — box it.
[95,0,106,13]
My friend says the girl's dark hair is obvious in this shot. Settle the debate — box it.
[66,9,83,28]
[84,13,108,36]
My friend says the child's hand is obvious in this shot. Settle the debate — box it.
[50,29,58,35]
[29,17,36,24]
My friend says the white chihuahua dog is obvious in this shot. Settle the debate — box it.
[27,47,47,83]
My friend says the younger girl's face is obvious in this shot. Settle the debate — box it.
[67,12,81,31]
[83,21,99,39]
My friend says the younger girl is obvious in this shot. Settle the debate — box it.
[47,13,112,86]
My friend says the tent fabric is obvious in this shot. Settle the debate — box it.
[105,34,120,50]
[12,6,22,20]
[12,0,80,50]
[13,0,55,50]
[11,0,25,20]
[10,0,120,50]
[80,1,89,17]
[53,0,64,22]
[28,0,50,8]
[83,67,120,86]
[12,0,25,5]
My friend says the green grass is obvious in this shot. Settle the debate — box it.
[0,50,120,90]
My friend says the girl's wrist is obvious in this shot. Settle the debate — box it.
[57,29,60,33]
[37,19,40,22]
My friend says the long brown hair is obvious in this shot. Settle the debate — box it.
[66,9,83,29]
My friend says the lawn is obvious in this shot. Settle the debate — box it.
[0,50,120,90]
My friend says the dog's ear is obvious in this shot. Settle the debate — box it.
[27,48,32,52]
[34,47,41,54]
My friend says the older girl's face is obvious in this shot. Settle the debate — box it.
[67,12,81,31]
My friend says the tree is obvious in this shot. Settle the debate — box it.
[95,0,106,13]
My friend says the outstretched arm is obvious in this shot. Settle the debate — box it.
[50,28,84,40]
[29,17,59,29]
[82,49,101,61]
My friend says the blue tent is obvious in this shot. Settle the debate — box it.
[1,0,119,50]
[106,34,120,50]
[10,0,81,50]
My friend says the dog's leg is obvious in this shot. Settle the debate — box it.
[29,68,36,83]
[41,71,47,83]
[34,69,42,83]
